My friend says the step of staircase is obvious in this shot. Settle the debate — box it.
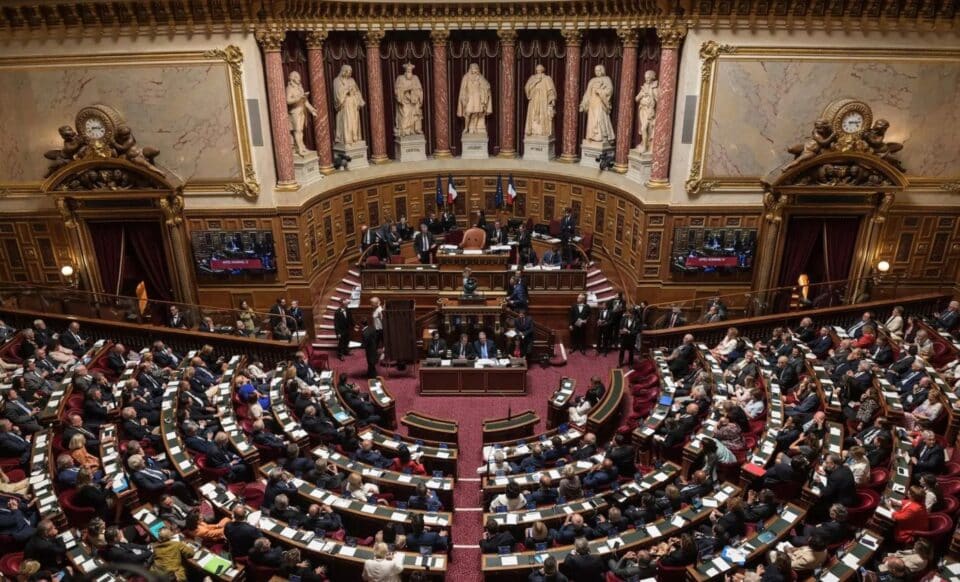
[587,269,603,278]
[316,333,337,341]
[593,285,614,294]
[322,314,334,320]
[335,287,355,294]
[343,278,360,287]
[313,342,337,349]
[586,277,607,288]
[596,293,616,303]
[318,323,334,330]
[348,269,360,278]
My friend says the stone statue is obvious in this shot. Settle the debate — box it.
[333,65,366,146]
[635,70,658,153]
[286,71,318,157]
[862,119,905,170]
[457,63,493,135]
[783,119,836,172]
[579,64,616,145]
[523,64,557,137]
[112,125,161,174]
[394,63,424,137]
[44,126,87,176]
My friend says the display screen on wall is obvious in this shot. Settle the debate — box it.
[191,230,277,279]
[670,227,757,274]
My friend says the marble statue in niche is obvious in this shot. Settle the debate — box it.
[394,63,424,136]
[580,64,616,145]
[457,63,492,135]
[333,64,366,146]
[635,70,658,153]
[286,71,318,157]
[524,64,557,137]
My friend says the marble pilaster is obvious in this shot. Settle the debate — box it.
[498,29,518,158]
[431,30,452,158]
[613,29,639,173]
[365,31,389,164]
[559,29,582,163]
[306,31,335,175]
[648,24,686,187]
[258,31,298,189]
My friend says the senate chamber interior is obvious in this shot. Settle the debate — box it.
[1,1,960,581]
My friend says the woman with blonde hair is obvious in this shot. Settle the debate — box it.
[69,433,101,473]
[844,446,871,486]
[238,300,257,336]
[558,463,583,500]
[905,388,944,431]
[346,472,388,505]
[711,327,740,361]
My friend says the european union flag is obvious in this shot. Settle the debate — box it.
[435,175,444,208]
[495,174,504,209]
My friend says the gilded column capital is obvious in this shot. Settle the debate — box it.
[430,29,450,45]
[305,30,328,49]
[656,23,687,49]
[560,29,582,45]
[255,30,286,51]
[616,28,639,47]
[364,30,385,47]
[497,29,518,44]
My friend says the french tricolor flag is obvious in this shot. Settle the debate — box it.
[507,174,518,204]
[447,175,458,205]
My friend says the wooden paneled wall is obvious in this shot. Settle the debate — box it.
[877,209,960,285]
[0,216,74,285]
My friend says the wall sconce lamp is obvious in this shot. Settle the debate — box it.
[60,264,78,288]
[877,260,891,274]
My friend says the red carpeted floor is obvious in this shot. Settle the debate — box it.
[334,348,628,581]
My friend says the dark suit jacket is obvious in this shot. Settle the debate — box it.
[913,443,946,475]
[809,335,833,358]
[488,228,509,246]
[0,431,30,460]
[413,232,434,261]
[224,521,263,557]
[23,534,67,569]
[132,468,171,492]
[334,308,353,337]
[362,326,379,363]
[106,352,126,376]
[452,341,476,359]
[821,465,857,507]
[427,339,447,358]
[474,340,497,359]
[60,330,86,352]
[101,542,153,565]
[3,401,36,426]
[569,304,591,327]
[778,365,799,390]
[560,552,605,582]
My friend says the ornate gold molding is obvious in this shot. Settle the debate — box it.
[255,31,285,52]
[430,29,451,45]
[616,28,639,47]
[159,193,185,227]
[656,23,687,49]
[560,29,583,45]
[685,44,960,195]
[364,30,385,47]
[0,47,259,200]
[305,31,328,49]
[56,198,79,229]
[497,29,519,44]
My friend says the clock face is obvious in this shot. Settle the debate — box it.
[83,117,107,140]
[841,112,864,134]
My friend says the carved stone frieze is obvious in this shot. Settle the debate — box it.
[783,160,895,187]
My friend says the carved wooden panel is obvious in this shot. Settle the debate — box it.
[878,211,960,283]
[0,217,73,285]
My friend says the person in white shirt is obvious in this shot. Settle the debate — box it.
[489,482,527,512]
[370,297,384,348]
[711,327,740,361]
[477,450,516,475]
[346,472,386,505]
[743,389,766,419]
[362,542,403,582]
[884,306,905,341]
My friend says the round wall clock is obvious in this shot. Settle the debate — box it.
[75,104,125,144]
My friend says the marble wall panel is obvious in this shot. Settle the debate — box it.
[705,57,960,179]
[0,60,241,183]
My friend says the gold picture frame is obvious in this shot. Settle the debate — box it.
[0,46,259,200]
[686,43,960,196]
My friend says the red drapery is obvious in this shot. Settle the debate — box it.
[126,222,174,302]
[87,222,125,296]
[777,216,862,309]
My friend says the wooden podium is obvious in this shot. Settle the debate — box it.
[383,299,417,365]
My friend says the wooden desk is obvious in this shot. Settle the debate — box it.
[100,423,138,509]
[482,426,584,466]
[63,528,123,580]
[38,339,112,424]
[586,369,624,441]
[419,360,527,395]
[547,377,575,429]
[401,411,459,444]
[160,372,200,483]
[132,504,241,581]
[29,429,66,527]
[268,372,311,448]
[482,410,539,443]
[436,251,510,270]
[357,425,458,476]
[367,377,397,429]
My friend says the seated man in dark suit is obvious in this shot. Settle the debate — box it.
[935,300,960,330]
[23,519,68,571]
[60,321,88,352]
[0,419,31,466]
[810,453,856,521]
[557,513,597,544]
[450,333,475,359]
[675,470,714,504]
[3,388,42,435]
[223,506,263,558]
[302,503,343,534]
[473,331,497,360]
[479,517,516,553]
[354,439,393,470]
[791,503,851,546]
[207,432,252,482]
[0,497,37,543]
[912,429,946,475]
[541,245,563,267]
[426,330,447,358]
[251,419,287,455]
[525,475,559,506]
[99,526,153,565]
[808,326,835,359]
[407,482,444,511]
[487,220,509,246]
[560,537,605,582]
[665,334,696,377]
[405,514,449,552]
[582,457,619,490]
[106,343,128,377]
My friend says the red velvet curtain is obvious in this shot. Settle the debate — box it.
[281,31,316,152]
[447,31,501,156]
[577,30,623,146]
[323,33,373,157]
[381,32,434,157]
[515,31,566,150]
[777,216,863,310]
[126,222,174,302]
[87,222,125,296]
[823,216,862,289]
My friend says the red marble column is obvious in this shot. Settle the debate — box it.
[559,29,583,163]
[649,24,687,187]
[305,31,335,174]
[613,29,639,173]
[498,29,518,158]
[258,31,297,188]
[364,31,389,164]
[431,30,452,158]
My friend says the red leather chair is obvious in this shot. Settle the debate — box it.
[847,489,880,527]
[940,481,960,498]
[633,359,656,377]
[194,455,229,482]
[658,563,690,577]
[941,462,960,479]
[59,488,96,527]
[548,219,561,238]
[247,563,278,580]
[911,512,953,547]
[605,572,625,582]
[867,467,890,491]
[931,342,952,368]
[228,481,265,510]
[0,552,23,579]
[939,495,960,517]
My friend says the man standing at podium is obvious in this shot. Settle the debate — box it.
[474,331,497,360]
[414,223,434,264]
[569,293,591,354]
[333,298,353,361]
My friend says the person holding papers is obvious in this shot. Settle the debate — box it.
[568,294,591,354]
